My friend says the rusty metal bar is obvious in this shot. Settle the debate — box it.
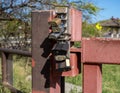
[32,10,66,93]
[1,52,12,85]
[1,52,22,93]
[70,8,82,41]
[83,63,102,93]
[0,18,14,21]
[32,10,53,93]
[50,73,62,93]
[0,48,31,57]
[82,38,120,64]
[61,77,65,93]
[3,82,22,93]
[70,47,81,53]
[61,53,81,76]
[6,54,13,85]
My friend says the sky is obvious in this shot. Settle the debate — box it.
[95,0,120,22]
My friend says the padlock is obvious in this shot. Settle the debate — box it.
[48,18,61,27]
[56,58,71,72]
[52,40,71,72]
[48,32,61,40]
[51,26,61,32]
[48,27,65,40]
[55,7,68,13]
[55,55,66,61]
[52,41,69,53]
[57,14,67,20]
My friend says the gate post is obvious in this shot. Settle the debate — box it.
[31,7,82,93]
[83,63,102,93]
[32,10,62,93]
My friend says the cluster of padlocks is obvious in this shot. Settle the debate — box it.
[48,6,71,72]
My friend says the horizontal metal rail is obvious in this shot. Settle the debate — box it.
[3,81,22,93]
[0,48,32,57]
[0,48,32,93]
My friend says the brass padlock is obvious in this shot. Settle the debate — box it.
[48,18,61,27]
[51,26,60,32]
[55,55,66,61]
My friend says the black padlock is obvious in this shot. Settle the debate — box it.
[48,27,65,40]
[56,58,71,72]
[52,41,69,54]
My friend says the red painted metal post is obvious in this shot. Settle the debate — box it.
[32,10,51,93]
[1,52,22,93]
[32,10,62,93]
[82,38,120,64]
[1,52,13,84]
[50,75,63,93]
[83,63,102,93]
[62,53,81,76]
[70,8,82,41]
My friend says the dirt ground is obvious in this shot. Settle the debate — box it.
[65,82,82,93]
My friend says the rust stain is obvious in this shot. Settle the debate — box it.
[32,59,35,67]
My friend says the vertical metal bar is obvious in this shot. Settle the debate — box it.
[1,52,7,83]
[6,54,13,85]
[32,10,64,93]
[1,52,6,92]
[2,52,13,85]
[50,73,61,93]
[1,52,13,85]
[83,63,102,93]
[32,11,53,93]
[61,77,65,93]
[1,52,14,93]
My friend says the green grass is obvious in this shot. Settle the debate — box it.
[1,56,120,93]
[65,74,82,86]
[0,56,31,93]
[13,57,31,93]
[66,64,120,93]
[102,65,120,93]
[69,87,82,93]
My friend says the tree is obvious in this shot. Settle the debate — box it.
[1,0,100,22]
[0,0,101,42]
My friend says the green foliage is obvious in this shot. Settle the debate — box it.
[74,42,81,48]
[70,87,82,93]
[0,0,102,39]
[13,60,31,93]
[0,57,120,93]
[70,1,101,21]
[0,57,31,93]
[81,3,100,16]
[1,0,101,22]
[0,20,23,39]
[82,22,101,37]
[66,74,82,86]
[102,65,120,93]
[66,64,120,93]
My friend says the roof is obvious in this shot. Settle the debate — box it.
[100,17,120,28]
